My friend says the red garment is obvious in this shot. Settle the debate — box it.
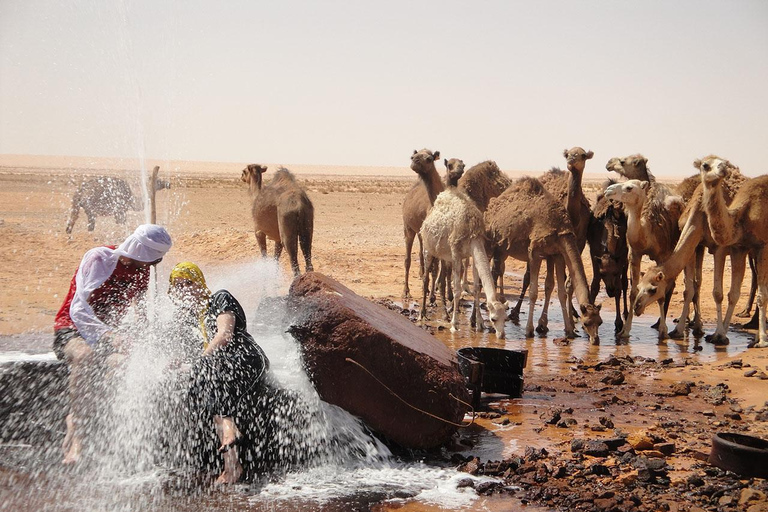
[54,246,150,332]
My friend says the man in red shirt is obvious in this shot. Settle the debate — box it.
[54,224,172,464]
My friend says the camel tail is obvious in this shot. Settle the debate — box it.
[298,197,314,271]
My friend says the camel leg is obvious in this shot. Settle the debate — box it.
[619,252,641,339]
[438,261,451,321]
[710,248,747,344]
[446,261,455,304]
[299,219,313,272]
[278,214,301,276]
[536,258,555,335]
[429,261,439,305]
[690,245,705,336]
[470,260,485,330]
[115,209,126,225]
[554,256,575,339]
[492,255,506,303]
[86,209,96,232]
[754,249,768,348]
[417,233,425,279]
[420,255,435,322]
[613,292,623,333]
[706,247,729,344]
[255,231,268,258]
[65,196,80,234]
[736,254,757,318]
[525,257,542,338]
[403,227,416,299]
[589,258,601,304]
[509,264,530,321]
[450,256,463,333]
[273,241,283,260]
[669,258,696,339]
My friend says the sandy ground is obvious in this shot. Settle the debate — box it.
[1,161,767,511]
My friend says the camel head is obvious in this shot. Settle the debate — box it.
[694,155,737,188]
[410,148,440,177]
[606,154,651,181]
[563,147,594,173]
[241,164,268,188]
[633,267,670,317]
[579,304,603,344]
[597,254,624,297]
[443,158,465,187]
[603,179,649,209]
[488,300,507,339]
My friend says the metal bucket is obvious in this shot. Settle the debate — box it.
[456,347,528,407]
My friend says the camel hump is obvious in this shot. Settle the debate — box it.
[272,167,297,183]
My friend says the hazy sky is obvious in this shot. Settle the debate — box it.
[1,1,767,175]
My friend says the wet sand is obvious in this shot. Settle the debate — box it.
[1,160,767,511]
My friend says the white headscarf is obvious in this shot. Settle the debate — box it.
[115,224,173,262]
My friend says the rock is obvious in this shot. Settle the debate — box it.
[670,381,692,396]
[702,410,716,417]
[747,504,768,512]
[583,441,610,458]
[458,457,481,475]
[601,371,625,385]
[287,272,469,449]
[745,369,758,377]
[603,437,627,450]
[571,438,585,452]
[599,416,615,428]
[456,478,475,489]
[627,431,655,451]
[740,489,767,505]
[556,418,577,428]
[541,408,562,425]
[654,443,675,456]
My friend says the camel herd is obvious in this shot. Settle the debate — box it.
[234,151,767,349]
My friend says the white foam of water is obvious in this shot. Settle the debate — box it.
[0,351,58,363]
[259,463,486,509]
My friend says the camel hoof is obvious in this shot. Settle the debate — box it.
[692,325,705,337]
[618,330,630,340]
[650,319,661,330]
[706,333,730,346]
[668,329,684,340]
[450,325,459,333]
[735,309,752,318]
[614,321,624,333]
[739,318,759,330]
[525,329,535,338]
[535,322,549,335]
[751,340,768,348]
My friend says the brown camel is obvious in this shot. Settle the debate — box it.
[587,179,629,333]
[508,148,595,330]
[413,151,507,337]
[633,168,749,342]
[402,149,442,299]
[485,178,602,342]
[697,155,768,348]
[240,164,314,276]
[603,178,683,339]
[66,176,170,233]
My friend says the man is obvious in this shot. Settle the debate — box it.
[53,224,172,464]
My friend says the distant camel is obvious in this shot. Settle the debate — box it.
[240,164,314,276]
[65,176,169,234]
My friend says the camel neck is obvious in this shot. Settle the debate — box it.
[420,166,444,205]
[703,182,737,246]
[662,209,705,279]
[566,168,583,224]
[559,233,591,306]
[248,174,263,195]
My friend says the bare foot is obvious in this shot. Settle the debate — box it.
[214,464,243,485]
[62,436,82,465]
[62,413,74,455]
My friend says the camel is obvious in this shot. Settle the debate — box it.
[412,149,507,337]
[485,177,603,342]
[633,167,749,342]
[697,155,768,348]
[65,176,169,233]
[240,164,314,276]
[587,180,629,332]
[508,148,594,328]
[603,179,683,339]
[402,149,443,299]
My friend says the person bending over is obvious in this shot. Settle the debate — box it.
[53,224,173,464]
[168,262,270,485]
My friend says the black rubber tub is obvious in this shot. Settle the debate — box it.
[457,347,528,400]
[708,432,768,478]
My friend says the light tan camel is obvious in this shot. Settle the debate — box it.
[240,164,314,276]
[412,150,507,337]
[402,149,442,299]
[485,178,603,342]
[603,179,683,339]
[633,168,749,342]
[697,155,768,348]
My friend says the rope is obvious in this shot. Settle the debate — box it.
[344,357,475,428]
